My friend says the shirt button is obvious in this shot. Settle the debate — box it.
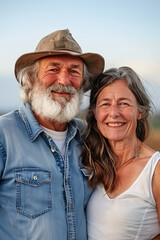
[51,147,56,152]
[33,175,38,180]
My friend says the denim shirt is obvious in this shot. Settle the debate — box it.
[0,103,92,240]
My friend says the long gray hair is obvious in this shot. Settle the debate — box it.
[81,66,152,192]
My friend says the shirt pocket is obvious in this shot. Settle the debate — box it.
[15,168,52,219]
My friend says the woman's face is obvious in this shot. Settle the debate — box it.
[94,79,142,143]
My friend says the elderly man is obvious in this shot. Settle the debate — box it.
[0,29,104,240]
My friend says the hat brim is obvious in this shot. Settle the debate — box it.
[15,50,104,80]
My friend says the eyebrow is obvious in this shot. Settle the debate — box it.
[70,64,82,69]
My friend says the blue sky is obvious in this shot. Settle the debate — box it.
[0,0,160,113]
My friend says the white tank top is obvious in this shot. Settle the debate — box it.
[87,151,160,240]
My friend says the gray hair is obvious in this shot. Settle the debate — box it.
[17,61,39,102]
[17,59,92,102]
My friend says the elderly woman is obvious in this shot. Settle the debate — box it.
[81,67,160,240]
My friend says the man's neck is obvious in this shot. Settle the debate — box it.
[33,112,68,132]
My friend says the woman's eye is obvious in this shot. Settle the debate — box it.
[100,103,110,107]
[119,102,129,106]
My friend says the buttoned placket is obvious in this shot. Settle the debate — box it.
[64,129,77,240]
[47,133,77,240]
[47,136,64,174]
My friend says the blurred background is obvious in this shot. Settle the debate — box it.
[0,0,160,150]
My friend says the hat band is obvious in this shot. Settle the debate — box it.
[49,49,82,54]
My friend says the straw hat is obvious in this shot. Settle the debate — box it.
[15,29,104,84]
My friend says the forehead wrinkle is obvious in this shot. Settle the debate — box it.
[46,62,82,70]
[47,62,62,67]
[117,97,132,102]
[98,97,132,104]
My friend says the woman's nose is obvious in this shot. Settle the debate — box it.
[109,104,120,118]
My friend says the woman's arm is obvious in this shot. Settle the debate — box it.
[152,235,160,240]
[152,159,160,240]
[152,160,160,221]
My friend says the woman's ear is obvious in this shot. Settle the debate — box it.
[94,109,97,120]
[137,111,144,120]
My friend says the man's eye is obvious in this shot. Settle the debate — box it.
[49,68,58,72]
[70,69,79,74]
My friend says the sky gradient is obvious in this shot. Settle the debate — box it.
[0,0,160,113]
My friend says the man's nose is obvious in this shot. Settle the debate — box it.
[57,69,71,86]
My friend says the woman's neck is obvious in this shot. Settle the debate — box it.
[109,137,141,167]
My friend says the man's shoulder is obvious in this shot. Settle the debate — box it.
[0,110,20,139]
[73,118,85,131]
[0,109,19,124]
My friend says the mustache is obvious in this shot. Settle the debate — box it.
[47,84,77,95]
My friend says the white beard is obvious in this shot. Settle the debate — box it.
[29,83,83,123]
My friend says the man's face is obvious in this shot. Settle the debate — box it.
[37,55,84,102]
[30,55,84,123]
